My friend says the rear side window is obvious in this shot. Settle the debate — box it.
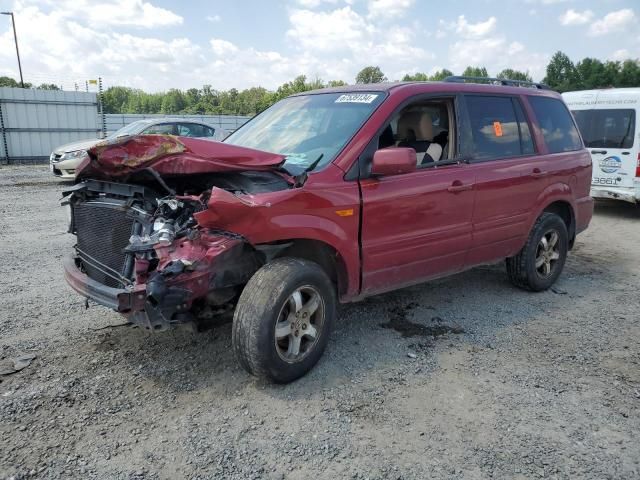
[529,97,583,153]
[465,95,534,160]
[571,109,635,149]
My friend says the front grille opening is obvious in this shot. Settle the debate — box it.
[73,201,136,288]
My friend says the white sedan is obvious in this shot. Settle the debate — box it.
[50,119,227,179]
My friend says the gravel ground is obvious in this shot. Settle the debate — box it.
[1,165,639,480]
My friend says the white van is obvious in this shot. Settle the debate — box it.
[563,88,639,204]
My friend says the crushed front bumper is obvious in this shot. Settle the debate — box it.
[63,256,145,312]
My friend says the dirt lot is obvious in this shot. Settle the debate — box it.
[1,165,639,480]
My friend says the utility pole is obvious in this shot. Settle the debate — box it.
[1,12,24,88]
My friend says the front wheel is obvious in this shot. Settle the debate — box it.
[232,258,336,383]
[506,212,569,291]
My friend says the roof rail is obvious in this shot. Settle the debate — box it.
[443,76,551,90]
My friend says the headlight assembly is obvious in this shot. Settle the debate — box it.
[59,150,88,161]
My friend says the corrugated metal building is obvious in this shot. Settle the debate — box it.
[0,87,100,164]
[0,87,251,164]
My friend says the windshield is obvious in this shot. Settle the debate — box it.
[224,92,385,174]
[109,120,148,138]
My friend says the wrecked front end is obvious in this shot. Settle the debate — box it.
[62,135,288,330]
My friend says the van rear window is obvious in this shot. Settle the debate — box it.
[571,109,635,149]
[529,97,583,153]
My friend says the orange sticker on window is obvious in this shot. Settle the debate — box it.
[493,121,503,137]
[335,209,354,217]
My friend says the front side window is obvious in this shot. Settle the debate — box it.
[465,95,534,160]
[377,99,453,166]
[225,92,385,174]
[529,96,583,153]
[571,109,635,149]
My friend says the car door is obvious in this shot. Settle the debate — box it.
[359,97,476,295]
[572,102,637,192]
[461,94,551,266]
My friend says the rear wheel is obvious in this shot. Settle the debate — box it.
[232,258,336,383]
[506,213,568,291]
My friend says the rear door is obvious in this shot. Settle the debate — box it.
[461,94,549,265]
[571,94,638,189]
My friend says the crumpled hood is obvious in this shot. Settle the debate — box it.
[76,134,286,180]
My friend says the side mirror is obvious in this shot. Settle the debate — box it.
[371,148,417,176]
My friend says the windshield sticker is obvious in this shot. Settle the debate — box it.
[335,94,379,104]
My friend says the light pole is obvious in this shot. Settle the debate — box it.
[1,12,24,88]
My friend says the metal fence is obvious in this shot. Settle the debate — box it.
[0,87,100,164]
[0,86,252,165]
[105,114,250,135]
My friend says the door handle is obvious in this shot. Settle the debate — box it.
[447,181,473,193]
[622,152,630,155]
[591,150,608,155]
[530,168,548,179]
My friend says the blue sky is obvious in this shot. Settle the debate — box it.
[0,0,638,91]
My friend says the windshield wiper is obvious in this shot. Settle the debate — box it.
[293,153,324,188]
[304,153,324,173]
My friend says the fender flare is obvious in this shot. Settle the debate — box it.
[525,181,577,242]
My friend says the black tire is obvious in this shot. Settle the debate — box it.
[232,257,336,383]
[506,212,569,292]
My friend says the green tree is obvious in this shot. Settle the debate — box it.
[544,51,578,92]
[36,83,60,90]
[355,66,387,84]
[429,69,453,81]
[102,86,133,114]
[0,76,32,88]
[327,79,347,87]
[618,60,640,87]
[161,88,186,114]
[575,58,611,89]
[402,72,429,81]
[462,66,489,78]
[496,69,532,82]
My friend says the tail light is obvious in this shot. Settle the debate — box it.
[636,153,640,177]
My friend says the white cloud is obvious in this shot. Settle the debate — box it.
[367,0,414,20]
[37,0,183,29]
[448,35,548,80]
[589,9,636,36]
[611,49,630,61]
[454,15,497,38]
[85,0,182,28]
[210,39,239,56]
[526,0,571,4]
[559,9,594,26]
[206,15,221,23]
[287,7,370,51]
[295,0,340,7]
[286,6,433,81]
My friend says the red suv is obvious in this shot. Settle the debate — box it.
[63,78,593,382]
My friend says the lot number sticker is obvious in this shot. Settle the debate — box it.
[335,94,379,104]
[493,121,503,137]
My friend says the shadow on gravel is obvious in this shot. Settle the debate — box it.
[593,200,640,220]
